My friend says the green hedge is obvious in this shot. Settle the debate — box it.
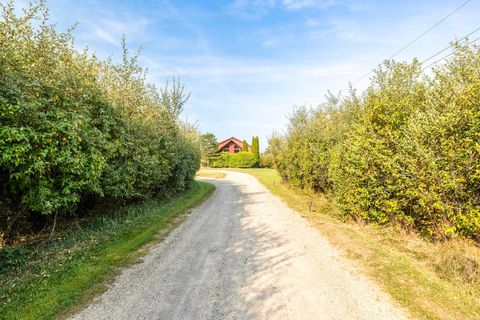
[209,152,230,168]
[209,152,257,168]
[0,2,200,243]
[269,43,480,240]
[260,153,274,168]
[228,152,257,168]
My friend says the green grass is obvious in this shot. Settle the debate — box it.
[196,169,226,179]
[0,180,215,320]
[234,168,480,320]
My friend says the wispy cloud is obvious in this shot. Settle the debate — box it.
[229,0,366,17]
[81,13,151,47]
[41,0,480,149]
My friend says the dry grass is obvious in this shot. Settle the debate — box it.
[196,169,226,179]
[235,168,480,320]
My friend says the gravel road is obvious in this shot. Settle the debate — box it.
[71,171,407,320]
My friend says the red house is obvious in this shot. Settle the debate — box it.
[218,137,250,154]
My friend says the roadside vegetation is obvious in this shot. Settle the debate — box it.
[0,181,214,320]
[0,1,200,246]
[269,42,480,241]
[0,1,211,319]
[237,168,480,320]
[259,39,480,319]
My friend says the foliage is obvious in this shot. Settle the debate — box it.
[0,180,214,320]
[251,136,260,167]
[260,153,274,168]
[228,152,257,168]
[0,1,200,243]
[208,151,257,168]
[269,43,480,240]
[199,133,218,166]
[209,152,230,168]
[242,139,248,152]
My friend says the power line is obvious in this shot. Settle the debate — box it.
[420,26,480,64]
[346,0,472,88]
[388,0,472,60]
[421,35,480,71]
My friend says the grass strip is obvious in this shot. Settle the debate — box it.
[0,180,215,320]
[196,169,226,179]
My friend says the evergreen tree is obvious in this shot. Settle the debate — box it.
[251,136,260,167]
[255,137,260,164]
[199,133,218,166]
[242,139,248,152]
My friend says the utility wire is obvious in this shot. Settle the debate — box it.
[421,35,480,70]
[389,0,471,60]
[347,0,472,88]
[421,26,480,64]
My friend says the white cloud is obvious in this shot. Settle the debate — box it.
[90,27,118,46]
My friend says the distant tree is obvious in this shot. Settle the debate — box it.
[251,136,260,167]
[242,139,248,152]
[256,136,260,162]
[199,133,218,166]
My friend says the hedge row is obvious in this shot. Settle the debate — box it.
[0,2,200,243]
[209,152,257,168]
[270,43,480,240]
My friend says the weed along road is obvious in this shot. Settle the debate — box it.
[71,171,406,320]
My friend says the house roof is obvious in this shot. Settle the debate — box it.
[218,137,248,149]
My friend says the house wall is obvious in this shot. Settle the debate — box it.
[218,138,249,154]
[220,141,242,154]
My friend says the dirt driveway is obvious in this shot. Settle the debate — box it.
[71,171,406,320]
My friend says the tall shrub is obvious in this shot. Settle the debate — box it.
[330,60,427,226]
[270,44,480,240]
[0,1,200,243]
[229,152,256,168]
[199,133,218,166]
[396,44,480,238]
[251,136,260,167]
[242,139,248,152]
[209,152,230,168]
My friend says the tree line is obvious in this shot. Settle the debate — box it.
[0,1,200,244]
[268,42,480,240]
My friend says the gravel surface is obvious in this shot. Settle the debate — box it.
[71,171,407,320]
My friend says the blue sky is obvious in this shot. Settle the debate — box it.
[18,0,480,148]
